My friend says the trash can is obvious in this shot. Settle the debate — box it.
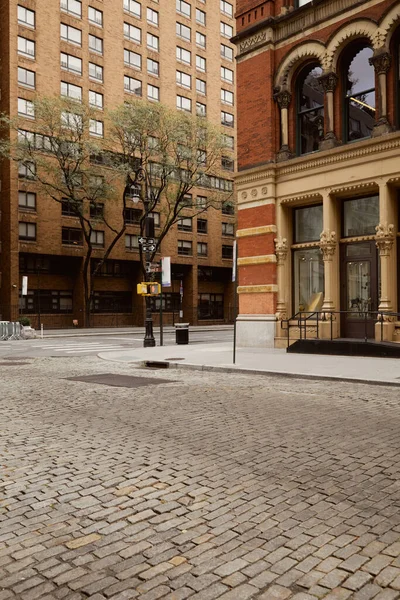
[175,323,189,345]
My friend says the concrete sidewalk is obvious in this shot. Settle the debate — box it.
[99,341,400,386]
[42,324,233,338]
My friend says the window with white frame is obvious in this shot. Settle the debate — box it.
[196,78,206,95]
[150,212,160,227]
[18,67,35,88]
[177,95,191,112]
[222,222,234,236]
[147,33,159,51]
[196,195,207,208]
[196,102,206,117]
[90,230,104,247]
[220,0,233,17]
[18,191,36,210]
[123,0,141,18]
[60,0,82,17]
[18,6,35,28]
[221,88,233,105]
[176,71,191,89]
[147,58,159,76]
[147,8,158,26]
[197,242,207,257]
[220,22,233,38]
[61,52,82,74]
[124,75,142,95]
[223,134,234,149]
[89,119,104,137]
[176,46,191,65]
[221,111,234,127]
[61,81,82,101]
[178,240,192,255]
[89,34,103,53]
[18,98,35,118]
[125,233,139,250]
[89,62,103,81]
[88,7,103,26]
[196,31,206,48]
[60,23,82,45]
[61,111,83,129]
[19,222,36,241]
[221,43,233,61]
[176,0,190,18]
[18,161,36,179]
[18,36,35,58]
[196,55,206,72]
[147,84,159,101]
[176,22,191,41]
[221,66,233,83]
[124,49,141,69]
[89,90,103,109]
[124,22,141,43]
[178,217,192,232]
[196,8,206,25]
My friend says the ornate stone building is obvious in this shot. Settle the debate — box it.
[234,0,400,346]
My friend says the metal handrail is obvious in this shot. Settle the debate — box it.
[281,310,400,347]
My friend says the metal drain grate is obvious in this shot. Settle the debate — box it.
[66,373,174,388]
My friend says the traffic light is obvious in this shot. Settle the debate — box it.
[136,282,161,296]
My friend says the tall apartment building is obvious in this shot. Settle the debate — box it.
[0,0,236,328]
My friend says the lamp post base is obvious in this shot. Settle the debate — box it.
[143,316,156,347]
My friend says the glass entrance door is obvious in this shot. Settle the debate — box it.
[341,241,378,339]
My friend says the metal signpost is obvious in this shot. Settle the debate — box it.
[232,240,238,364]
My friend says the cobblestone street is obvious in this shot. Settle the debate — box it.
[1,357,400,600]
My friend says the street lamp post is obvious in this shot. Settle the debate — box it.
[124,170,156,348]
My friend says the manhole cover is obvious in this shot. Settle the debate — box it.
[0,362,30,366]
[164,358,185,361]
[66,373,174,388]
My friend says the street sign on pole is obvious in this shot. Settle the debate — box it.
[161,257,171,287]
[22,276,28,296]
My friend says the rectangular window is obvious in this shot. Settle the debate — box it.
[176,46,191,65]
[18,36,35,58]
[89,62,103,82]
[221,111,234,127]
[124,22,141,43]
[92,291,132,313]
[221,43,233,61]
[221,66,233,83]
[18,67,35,88]
[123,0,141,18]
[150,211,160,227]
[196,55,206,72]
[293,247,324,313]
[90,230,104,247]
[222,156,234,171]
[222,222,234,236]
[197,242,207,257]
[89,90,103,109]
[196,195,207,208]
[124,207,142,224]
[343,196,379,237]
[221,89,234,105]
[20,290,73,314]
[223,134,234,149]
[197,218,207,234]
[90,202,104,219]
[222,245,233,259]
[62,227,83,245]
[220,0,233,17]
[18,191,36,210]
[88,7,103,26]
[147,33,159,51]
[196,78,206,95]
[125,233,139,250]
[196,31,206,48]
[220,22,233,38]
[61,52,82,74]
[18,6,35,28]
[196,102,206,117]
[89,34,103,54]
[222,202,234,215]
[294,205,323,243]
[177,95,191,112]
[19,222,36,240]
[61,198,81,216]
[178,240,192,255]
[18,98,35,119]
[147,8,158,26]
[147,84,159,101]
[178,217,192,232]
[89,119,104,137]
[147,58,159,76]
[176,70,191,89]
[196,8,206,25]
[149,293,180,313]
[198,293,224,320]
[124,75,142,95]
[61,81,82,101]
[60,23,82,45]
[176,0,191,18]
[197,149,207,165]
[18,161,36,179]
[60,0,82,17]
[176,22,191,41]
[124,49,141,70]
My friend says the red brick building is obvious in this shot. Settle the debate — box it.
[234,0,400,346]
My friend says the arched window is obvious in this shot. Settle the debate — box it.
[296,63,324,155]
[343,44,375,142]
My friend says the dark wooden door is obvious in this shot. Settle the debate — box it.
[340,241,378,339]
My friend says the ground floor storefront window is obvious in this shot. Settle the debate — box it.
[20,290,73,313]
[91,291,132,313]
[293,248,324,313]
[198,293,224,319]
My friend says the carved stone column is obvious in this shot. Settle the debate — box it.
[319,230,337,313]
[319,72,340,150]
[274,236,288,321]
[369,52,392,137]
[375,223,395,313]
[274,89,293,162]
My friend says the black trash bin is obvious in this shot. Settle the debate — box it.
[175,323,189,345]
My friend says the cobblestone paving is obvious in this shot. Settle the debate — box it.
[1,357,400,600]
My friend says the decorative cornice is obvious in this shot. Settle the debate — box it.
[280,193,322,205]
[237,284,278,294]
[330,182,378,196]
[274,237,288,265]
[339,235,375,243]
[319,230,337,261]
[291,241,320,249]
[236,225,277,238]
[375,223,395,255]
[238,254,277,266]
[239,29,270,54]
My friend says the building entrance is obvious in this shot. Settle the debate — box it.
[340,241,378,339]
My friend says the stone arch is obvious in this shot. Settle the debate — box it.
[379,5,400,49]
[275,41,326,90]
[325,20,379,72]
